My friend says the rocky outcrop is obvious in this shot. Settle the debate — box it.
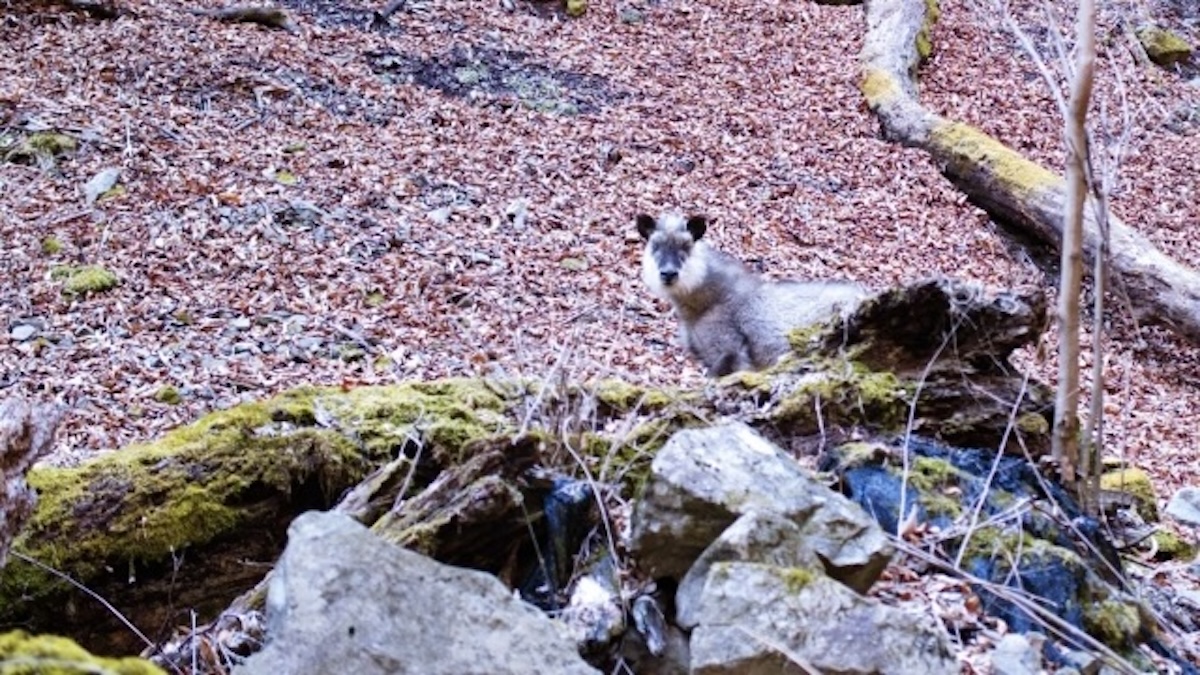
[235,511,598,675]
[690,563,955,675]
[630,422,892,592]
[631,423,956,674]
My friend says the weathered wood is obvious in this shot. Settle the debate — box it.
[860,0,1200,345]
[191,5,298,33]
[0,399,63,568]
[0,392,378,656]
[815,279,1053,456]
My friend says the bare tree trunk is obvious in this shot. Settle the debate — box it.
[1053,0,1096,484]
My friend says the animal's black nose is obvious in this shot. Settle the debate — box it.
[660,271,679,286]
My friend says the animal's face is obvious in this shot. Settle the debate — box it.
[636,213,709,299]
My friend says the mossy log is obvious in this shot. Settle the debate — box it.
[1,280,1051,660]
[860,0,1200,345]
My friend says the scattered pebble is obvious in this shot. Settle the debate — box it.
[10,324,38,342]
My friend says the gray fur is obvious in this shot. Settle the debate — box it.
[637,212,865,377]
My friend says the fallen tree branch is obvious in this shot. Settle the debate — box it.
[859,0,1200,345]
[192,5,299,33]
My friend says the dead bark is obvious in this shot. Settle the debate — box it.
[191,5,298,33]
[860,0,1200,345]
[0,398,63,569]
[0,424,370,656]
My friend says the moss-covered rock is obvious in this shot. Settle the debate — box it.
[51,265,120,296]
[1100,467,1158,522]
[1150,529,1197,561]
[4,131,76,168]
[764,365,910,435]
[0,381,542,654]
[1136,26,1192,67]
[152,386,182,405]
[0,630,165,674]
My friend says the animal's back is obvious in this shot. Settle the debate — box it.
[735,280,866,369]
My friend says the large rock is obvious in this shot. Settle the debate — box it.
[236,511,598,675]
[630,423,891,589]
[689,562,957,675]
[675,510,823,629]
[1166,487,1200,528]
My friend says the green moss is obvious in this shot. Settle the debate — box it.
[365,290,387,308]
[721,370,773,394]
[779,566,817,593]
[1136,26,1192,66]
[0,630,166,674]
[906,456,960,491]
[323,379,516,464]
[859,68,904,109]
[958,525,1043,563]
[768,366,909,435]
[1016,412,1050,436]
[915,0,940,61]
[51,265,119,296]
[565,0,586,17]
[1150,530,1196,561]
[899,456,965,518]
[828,442,886,471]
[153,386,182,405]
[40,237,63,255]
[1099,468,1158,522]
[592,379,675,412]
[930,121,1063,197]
[5,132,76,167]
[1083,599,1143,647]
[1,387,373,608]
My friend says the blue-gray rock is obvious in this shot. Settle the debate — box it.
[235,511,598,675]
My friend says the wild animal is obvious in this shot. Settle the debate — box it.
[637,212,865,376]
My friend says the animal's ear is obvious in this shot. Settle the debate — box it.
[636,214,657,240]
[686,215,708,241]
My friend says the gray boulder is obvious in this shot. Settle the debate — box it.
[1166,487,1200,528]
[630,423,891,590]
[675,510,823,629]
[236,511,598,675]
[689,562,957,675]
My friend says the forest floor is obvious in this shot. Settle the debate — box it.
[2,0,1200,663]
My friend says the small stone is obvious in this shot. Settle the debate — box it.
[296,336,324,351]
[1136,26,1192,67]
[1166,487,1200,528]
[560,257,589,272]
[230,317,253,331]
[991,633,1041,675]
[10,324,37,342]
[618,7,644,24]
